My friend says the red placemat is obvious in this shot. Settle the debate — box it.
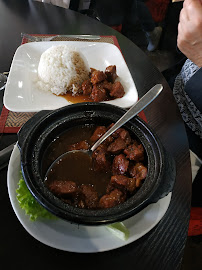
[188,207,202,236]
[0,34,146,134]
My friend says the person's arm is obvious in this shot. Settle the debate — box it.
[177,0,202,67]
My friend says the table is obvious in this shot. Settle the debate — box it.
[0,1,192,269]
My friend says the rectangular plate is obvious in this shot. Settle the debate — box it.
[4,41,138,112]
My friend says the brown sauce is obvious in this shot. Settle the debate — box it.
[59,92,94,104]
[43,125,111,197]
[42,125,95,174]
[59,91,112,104]
[45,151,111,197]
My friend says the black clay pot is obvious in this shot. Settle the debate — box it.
[18,102,176,226]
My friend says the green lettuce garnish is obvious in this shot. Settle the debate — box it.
[107,222,130,241]
[16,172,57,221]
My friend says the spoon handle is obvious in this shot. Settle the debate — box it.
[91,84,163,152]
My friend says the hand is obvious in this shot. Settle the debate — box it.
[177,0,202,67]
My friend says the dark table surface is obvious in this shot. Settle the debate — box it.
[0,1,192,269]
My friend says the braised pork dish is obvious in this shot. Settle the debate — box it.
[81,65,125,102]
[44,124,147,210]
[61,65,125,103]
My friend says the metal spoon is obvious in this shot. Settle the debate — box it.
[45,84,163,178]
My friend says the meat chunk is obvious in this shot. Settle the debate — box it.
[78,184,99,209]
[81,79,92,95]
[90,125,114,146]
[107,137,126,154]
[112,154,129,175]
[129,162,147,187]
[99,189,126,209]
[104,135,115,145]
[90,67,96,75]
[90,70,106,85]
[110,81,125,98]
[129,162,147,178]
[98,80,112,91]
[110,175,130,190]
[123,141,144,161]
[48,180,77,196]
[90,126,107,143]
[107,124,125,140]
[109,126,131,144]
[119,129,131,145]
[105,65,118,83]
[91,84,108,102]
[92,145,111,172]
[67,140,90,151]
[110,175,136,193]
[107,125,123,138]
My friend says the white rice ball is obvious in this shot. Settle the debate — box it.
[37,45,89,95]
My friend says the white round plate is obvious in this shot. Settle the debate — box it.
[7,144,171,253]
